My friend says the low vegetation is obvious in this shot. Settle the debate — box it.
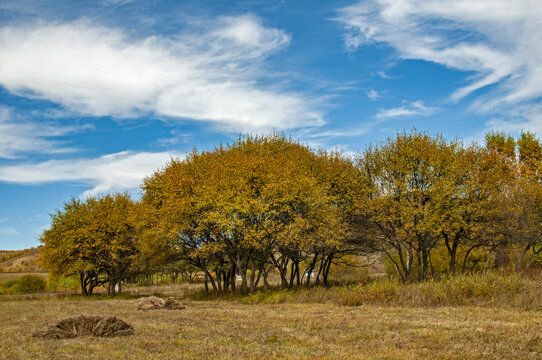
[214,272,540,310]
[0,274,46,295]
[1,296,541,359]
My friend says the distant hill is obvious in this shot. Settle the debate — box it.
[0,246,43,272]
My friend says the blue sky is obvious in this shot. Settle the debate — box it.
[1,0,541,249]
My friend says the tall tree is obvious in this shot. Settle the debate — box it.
[358,131,461,282]
[140,135,354,292]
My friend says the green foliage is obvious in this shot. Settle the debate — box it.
[17,275,46,293]
[47,274,80,291]
[0,275,47,294]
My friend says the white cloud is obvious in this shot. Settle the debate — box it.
[376,71,391,79]
[0,106,84,159]
[366,89,380,101]
[337,0,542,130]
[0,151,183,197]
[0,16,322,132]
[0,227,18,236]
[374,101,436,120]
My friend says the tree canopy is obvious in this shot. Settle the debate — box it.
[40,131,542,293]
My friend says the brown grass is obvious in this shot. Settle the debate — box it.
[1,296,542,359]
[189,272,542,311]
[0,272,48,282]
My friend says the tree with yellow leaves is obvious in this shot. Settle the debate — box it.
[40,193,137,295]
[140,134,355,292]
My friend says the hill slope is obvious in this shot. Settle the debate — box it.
[0,246,43,272]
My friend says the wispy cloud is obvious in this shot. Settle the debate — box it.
[155,130,193,148]
[0,106,87,159]
[0,15,322,132]
[375,71,391,79]
[374,101,437,120]
[0,227,18,236]
[336,0,542,131]
[0,151,183,197]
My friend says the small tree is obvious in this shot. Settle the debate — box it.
[40,193,137,296]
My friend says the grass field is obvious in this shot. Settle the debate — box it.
[0,272,48,282]
[1,296,542,359]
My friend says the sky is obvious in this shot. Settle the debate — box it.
[1,0,542,250]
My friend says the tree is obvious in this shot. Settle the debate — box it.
[358,131,462,282]
[40,198,103,295]
[40,193,137,295]
[514,132,542,270]
[140,135,355,292]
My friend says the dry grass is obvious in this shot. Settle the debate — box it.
[0,272,48,282]
[1,297,542,359]
[189,272,542,311]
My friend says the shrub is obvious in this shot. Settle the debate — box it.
[17,275,46,293]
[47,274,80,292]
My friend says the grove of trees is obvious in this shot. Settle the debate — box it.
[40,131,542,295]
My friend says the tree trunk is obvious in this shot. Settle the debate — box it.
[230,263,236,292]
[421,250,429,281]
[462,245,480,274]
[483,249,493,273]
[249,257,256,293]
[306,254,318,288]
[524,245,541,270]
[295,260,301,287]
[79,272,88,296]
[323,256,333,286]
[263,266,270,289]
[444,234,458,276]
[516,244,531,272]
[289,261,296,288]
[254,266,262,288]
[315,257,325,286]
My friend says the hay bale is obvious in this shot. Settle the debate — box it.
[92,316,135,337]
[136,296,164,310]
[136,296,185,310]
[164,297,185,310]
[33,315,134,339]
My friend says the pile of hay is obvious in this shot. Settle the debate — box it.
[33,315,134,339]
[136,296,185,311]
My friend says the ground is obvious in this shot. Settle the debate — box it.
[1,298,541,359]
[0,272,48,282]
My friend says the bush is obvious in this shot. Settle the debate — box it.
[47,274,80,292]
[17,275,46,293]
[0,279,20,295]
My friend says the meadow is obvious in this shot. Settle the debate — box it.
[1,273,542,359]
[2,297,542,359]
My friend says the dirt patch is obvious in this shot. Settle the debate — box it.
[136,296,185,311]
[32,315,134,339]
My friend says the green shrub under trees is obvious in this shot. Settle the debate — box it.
[17,275,46,293]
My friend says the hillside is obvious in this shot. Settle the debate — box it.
[0,246,43,272]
